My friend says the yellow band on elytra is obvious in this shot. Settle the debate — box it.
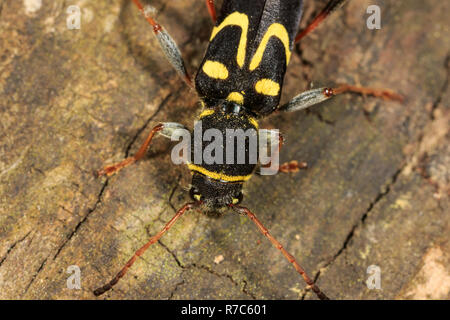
[249,23,291,71]
[226,92,244,105]
[202,60,229,80]
[210,12,249,68]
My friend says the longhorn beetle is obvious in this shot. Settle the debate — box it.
[93,0,403,299]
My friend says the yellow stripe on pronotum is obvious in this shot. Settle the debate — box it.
[202,60,229,80]
[198,109,215,119]
[188,163,253,182]
[255,78,280,96]
[248,116,258,129]
[210,12,249,68]
[249,23,291,71]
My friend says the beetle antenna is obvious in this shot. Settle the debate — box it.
[93,202,198,296]
[231,204,330,300]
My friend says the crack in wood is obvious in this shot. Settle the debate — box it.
[0,231,32,268]
[302,165,405,299]
[430,54,450,120]
[23,256,49,296]
[53,179,109,261]
[157,239,257,299]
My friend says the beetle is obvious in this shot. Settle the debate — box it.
[93,0,402,299]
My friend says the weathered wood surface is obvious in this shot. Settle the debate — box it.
[0,0,448,300]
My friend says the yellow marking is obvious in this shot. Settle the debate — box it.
[248,116,259,129]
[226,92,244,105]
[255,78,280,96]
[188,163,252,182]
[199,109,215,118]
[210,12,248,68]
[232,198,240,204]
[194,194,201,201]
[202,60,229,79]
[249,23,291,71]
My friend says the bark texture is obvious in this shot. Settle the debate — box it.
[0,0,448,299]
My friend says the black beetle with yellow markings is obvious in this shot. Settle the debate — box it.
[93,0,403,299]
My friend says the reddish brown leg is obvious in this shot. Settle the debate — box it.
[93,202,197,296]
[131,0,160,31]
[259,131,284,172]
[295,0,347,43]
[97,123,163,177]
[331,84,404,102]
[280,86,403,114]
[131,0,193,87]
[232,205,329,300]
[260,133,308,174]
[205,0,217,23]
[279,160,308,173]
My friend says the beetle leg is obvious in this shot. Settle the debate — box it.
[255,160,308,175]
[131,0,193,87]
[256,130,308,175]
[205,0,217,23]
[278,87,333,112]
[332,84,404,102]
[278,85,403,113]
[279,160,308,173]
[97,122,186,177]
[295,0,348,43]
